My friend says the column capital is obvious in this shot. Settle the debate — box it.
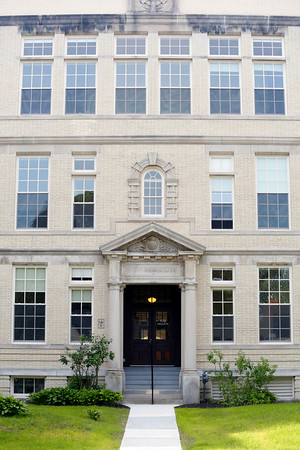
[107,282,123,290]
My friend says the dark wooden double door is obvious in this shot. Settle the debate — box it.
[124,285,181,367]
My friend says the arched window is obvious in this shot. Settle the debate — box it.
[143,170,163,216]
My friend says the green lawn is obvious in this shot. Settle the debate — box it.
[176,403,300,449]
[0,404,129,449]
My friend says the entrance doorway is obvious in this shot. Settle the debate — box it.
[124,285,181,367]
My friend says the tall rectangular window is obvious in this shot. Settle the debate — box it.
[14,267,46,341]
[23,39,53,56]
[211,177,233,229]
[73,178,94,228]
[160,37,190,55]
[67,38,96,56]
[143,170,163,216]
[17,157,48,229]
[212,289,234,342]
[116,62,146,114]
[160,62,191,114]
[21,63,52,114]
[210,63,240,114]
[65,62,96,114]
[254,63,285,114]
[71,290,92,342]
[209,38,239,56]
[116,37,146,55]
[259,267,290,342]
[257,157,289,228]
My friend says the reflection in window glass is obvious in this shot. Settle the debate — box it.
[254,63,285,114]
[160,62,191,114]
[66,62,96,114]
[17,157,48,228]
[210,63,240,114]
[143,171,163,216]
[257,157,288,228]
[259,267,290,341]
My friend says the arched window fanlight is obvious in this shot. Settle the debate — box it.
[143,170,163,216]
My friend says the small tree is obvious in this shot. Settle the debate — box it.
[60,335,114,390]
[207,350,277,406]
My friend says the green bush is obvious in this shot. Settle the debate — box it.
[29,387,122,406]
[87,408,103,421]
[207,350,277,407]
[0,394,28,416]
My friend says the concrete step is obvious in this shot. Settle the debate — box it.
[124,367,181,390]
[123,389,183,405]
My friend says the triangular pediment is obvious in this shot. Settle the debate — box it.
[100,222,205,255]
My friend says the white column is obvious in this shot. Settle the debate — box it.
[105,256,124,392]
[181,255,200,404]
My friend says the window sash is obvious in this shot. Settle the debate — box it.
[259,267,290,342]
[116,37,146,55]
[23,39,53,56]
[14,267,46,342]
[253,39,283,57]
[160,37,190,55]
[67,39,97,56]
[209,38,239,56]
[212,289,234,342]
[71,289,92,341]
[143,170,163,216]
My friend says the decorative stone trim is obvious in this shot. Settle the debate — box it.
[128,152,178,219]
[129,0,175,13]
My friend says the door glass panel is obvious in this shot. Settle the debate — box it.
[156,311,168,340]
[133,311,149,340]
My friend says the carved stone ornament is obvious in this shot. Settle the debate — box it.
[133,0,174,13]
[128,235,178,253]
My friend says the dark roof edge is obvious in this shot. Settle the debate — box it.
[0,14,299,33]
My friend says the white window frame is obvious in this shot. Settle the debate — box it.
[23,39,53,57]
[73,156,96,173]
[209,37,240,57]
[210,176,234,230]
[72,176,95,230]
[70,288,93,343]
[66,38,97,57]
[159,36,191,56]
[115,60,147,114]
[70,266,94,283]
[160,61,192,114]
[258,266,292,344]
[12,377,45,398]
[256,156,290,230]
[210,156,234,173]
[253,62,286,115]
[65,61,97,115]
[20,62,52,115]
[211,267,235,284]
[115,36,146,56]
[253,38,284,58]
[16,156,49,230]
[13,266,47,344]
[211,275,235,344]
[142,168,165,218]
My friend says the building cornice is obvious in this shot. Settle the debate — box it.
[1,135,300,146]
[0,13,300,33]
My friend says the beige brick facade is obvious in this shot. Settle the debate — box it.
[0,0,300,402]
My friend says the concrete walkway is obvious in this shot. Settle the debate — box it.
[120,404,182,449]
